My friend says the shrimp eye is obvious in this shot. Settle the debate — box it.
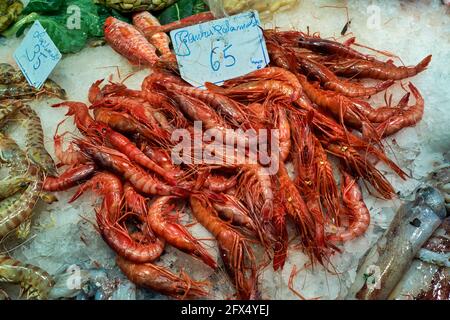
[102,128,107,133]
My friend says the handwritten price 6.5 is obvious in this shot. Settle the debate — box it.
[170,11,269,87]
[210,42,236,72]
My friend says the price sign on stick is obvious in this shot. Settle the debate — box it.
[14,20,62,90]
[170,11,270,88]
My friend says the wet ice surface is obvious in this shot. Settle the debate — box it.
[0,0,449,300]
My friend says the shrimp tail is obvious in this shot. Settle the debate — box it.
[415,54,432,75]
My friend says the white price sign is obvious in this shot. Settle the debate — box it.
[14,20,61,89]
[170,11,270,87]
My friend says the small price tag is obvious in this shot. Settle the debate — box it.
[14,20,62,89]
[170,11,270,87]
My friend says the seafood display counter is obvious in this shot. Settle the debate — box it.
[0,0,449,300]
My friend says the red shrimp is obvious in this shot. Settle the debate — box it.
[297,74,366,128]
[354,91,411,124]
[89,79,141,104]
[266,41,299,70]
[264,29,305,46]
[296,33,374,60]
[204,175,237,193]
[139,142,183,175]
[146,196,217,269]
[69,172,165,263]
[305,192,327,253]
[238,164,274,223]
[329,55,432,80]
[276,107,291,162]
[206,80,297,103]
[277,162,319,264]
[375,83,424,137]
[272,198,288,271]
[53,131,89,166]
[221,67,302,101]
[297,56,394,97]
[143,70,189,89]
[265,30,373,59]
[88,123,176,185]
[291,111,317,189]
[168,89,227,130]
[190,195,258,300]
[224,67,300,89]
[77,141,188,197]
[88,79,106,104]
[159,82,248,127]
[116,256,209,300]
[300,107,407,180]
[96,201,165,263]
[124,182,147,216]
[314,137,340,223]
[91,96,170,139]
[236,164,277,252]
[69,172,123,222]
[207,193,256,231]
[290,113,328,252]
[123,182,157,242]
[104,17,159,66]
[90,79,177,134]
[43,163,96,192]
[142,89,190,129]
[327,171,370,242]
[289,46,328,63]
[52,101,95,133]
[93,108,157,142]
[324,141,396,199]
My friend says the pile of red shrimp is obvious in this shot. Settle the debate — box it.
[42,12,431,300]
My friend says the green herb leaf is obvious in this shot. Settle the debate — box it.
[158,0,208,25]
[22,0,64,14]
[3,0,131,53]
[38,15,89,53]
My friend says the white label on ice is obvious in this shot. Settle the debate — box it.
[14,20,61,89]
[170,11,270,88]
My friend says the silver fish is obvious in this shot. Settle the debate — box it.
[347,186,447,300]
